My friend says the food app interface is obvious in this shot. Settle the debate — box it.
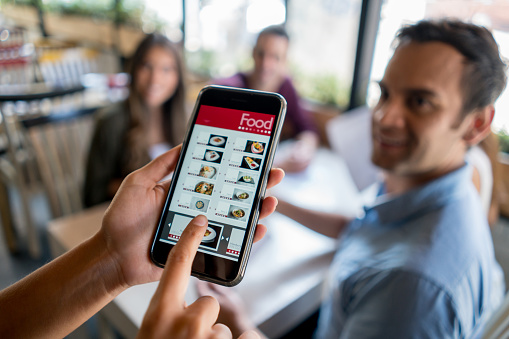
[159,105,274,262]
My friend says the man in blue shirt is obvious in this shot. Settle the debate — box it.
[202,19,507,338]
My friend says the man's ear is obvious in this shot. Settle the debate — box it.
[463,105,494,146]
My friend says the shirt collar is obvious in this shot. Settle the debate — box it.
[365,164,473,225]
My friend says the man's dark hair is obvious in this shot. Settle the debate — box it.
[395,19,507,115]
[258,25,289,42]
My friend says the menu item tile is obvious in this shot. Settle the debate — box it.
[167,214,193,240]
[204,150,222,163]
[227,228,245,256]
[208,134,228,148]
[219,185,254,203]
[195,181,214,195]
[176,194,211,211]
[233,138,266,155]
[183,177,215,195]
[197,132,211,145]
[219,185,235,201]
[233,188,253,204]
[241,156,261,171]
[187,162,218,179]
[192,197,209,211]
[199,224,223,250]
[230,154,262,172]
[199,164,217,179]
[233,138,248,152]
[246,140,265,155]
[228,205,248,221]
[236,171,258,187]
[193,146,223,164]
[215,202,231,218]
[229,153,244,168]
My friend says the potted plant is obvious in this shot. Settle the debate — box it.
[496,129,509,217]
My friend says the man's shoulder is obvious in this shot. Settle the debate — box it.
[213,73,247,88]
[277,76,298,93]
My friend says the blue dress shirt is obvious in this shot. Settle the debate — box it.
[315,164,504,338]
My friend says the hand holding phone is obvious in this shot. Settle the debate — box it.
[151,86,287,286]
[140,214,262,339]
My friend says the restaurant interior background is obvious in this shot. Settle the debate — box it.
[1,0,509,337]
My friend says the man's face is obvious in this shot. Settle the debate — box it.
[252,34,288,84]
[371,41,473,178]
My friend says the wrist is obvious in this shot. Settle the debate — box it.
[88,230,129,296]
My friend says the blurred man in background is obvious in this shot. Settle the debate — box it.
[215,25,319,173]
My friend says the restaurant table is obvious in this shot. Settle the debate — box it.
[47,147,365,338]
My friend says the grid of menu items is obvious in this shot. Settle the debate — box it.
[163,115,271,261]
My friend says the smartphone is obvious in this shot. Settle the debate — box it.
[150,85,287,286]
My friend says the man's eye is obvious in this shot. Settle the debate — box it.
[409,96,432,110]
[415,97,426,106]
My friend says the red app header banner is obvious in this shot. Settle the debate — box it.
[196,105,274,136]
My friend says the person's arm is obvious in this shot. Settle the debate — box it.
[274,130,319,173]
[0,146,284,338]
[277,198,351,238]
[0,230,125,338]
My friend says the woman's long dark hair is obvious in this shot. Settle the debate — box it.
[124,33,187,173]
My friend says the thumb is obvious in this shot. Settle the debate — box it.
[238,330,261,339]
[139,145,181,183]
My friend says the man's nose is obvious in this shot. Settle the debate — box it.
[261,56,274,69]
[374,99,405,128]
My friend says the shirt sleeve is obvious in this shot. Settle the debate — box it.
[339,270,461,339]
[211,73,247,89]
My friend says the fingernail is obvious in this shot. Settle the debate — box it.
[194,215,208,227]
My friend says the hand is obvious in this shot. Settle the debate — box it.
[276,131,318,173]
[196,281,260,339]
[137,215,261,339]
[99,146,285,288]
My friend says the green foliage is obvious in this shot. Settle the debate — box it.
[185,50,217,78]
[498,129,509,154]
[2,0,163,29]
[291,66,349,108]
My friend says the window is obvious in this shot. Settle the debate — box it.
[181,0,363,108]
[183,0,285,77]
[286,0,363,107]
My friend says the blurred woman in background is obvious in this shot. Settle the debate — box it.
[84,33,188,207]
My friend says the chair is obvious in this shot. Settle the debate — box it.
[0,94,98,257]
[325,105,379,192]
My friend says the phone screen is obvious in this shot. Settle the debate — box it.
[151,86,286,285]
